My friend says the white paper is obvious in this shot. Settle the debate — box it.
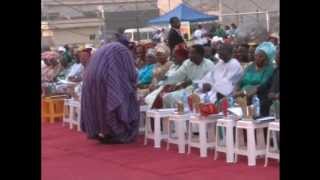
[227,107,243,117]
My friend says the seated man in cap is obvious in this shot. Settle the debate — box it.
[194,43,243,103]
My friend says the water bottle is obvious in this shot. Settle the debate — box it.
[182,91,190,113]
[204,93,210,104]
[227,96,235,107]
[192,83,199,90]
[252,95,260,118]
[274,100,280,120]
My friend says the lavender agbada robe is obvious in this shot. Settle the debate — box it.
[81,42,140,143]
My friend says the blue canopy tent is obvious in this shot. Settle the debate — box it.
[148,3,218,24]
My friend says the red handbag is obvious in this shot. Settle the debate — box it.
[199,103,218,116]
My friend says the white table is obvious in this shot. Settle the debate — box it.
[265,121,280,166]
[188,114,219,157]
[215,118,237,163]
[144,109,176,148]
[167,112,192,154]
[235,120,270,166]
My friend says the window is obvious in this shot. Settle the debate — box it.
[48,12,60,20]
[83,11,98,18]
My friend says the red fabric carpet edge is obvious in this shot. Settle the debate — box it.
[42,122,279,180]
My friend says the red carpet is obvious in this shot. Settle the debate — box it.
[42,123,279,180]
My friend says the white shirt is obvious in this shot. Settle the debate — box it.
[198,58,243,96]
[193,29,207,45]
[66,63,84,79]
[165,58,215,85]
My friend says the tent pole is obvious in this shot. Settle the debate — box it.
[266,11,270,32]
[135,0,140,42]
[219,0,223,22]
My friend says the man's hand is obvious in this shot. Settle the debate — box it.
[177,80,192,89]
[202,83,212,93]
[68,75,82,82]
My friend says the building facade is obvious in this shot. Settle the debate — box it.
[159,0,279,33]
[41,0,159,47]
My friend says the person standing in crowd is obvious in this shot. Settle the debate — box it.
[213,24,226,38]
[115,27,130,47]
[229,23,238,37]
[195,43,243,103]
[233,42,276,116]
[167,17,185,54]
[152,29,162,43]
[192,24,207,45]
[225,25,231,36]
[152,29,166,44]
[63,44,73,63]
[81,42,139,144]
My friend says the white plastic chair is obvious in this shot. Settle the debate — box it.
[62,99,71,127]
[214,118,237,163]
[187,115,217,158]
[167,113,191,154]
[265,121,280,167]
[234,120,269,166]
[69,99,81,132]
[144,109,176,148]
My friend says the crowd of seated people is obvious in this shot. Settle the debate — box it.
[41,23,280,119]
[134,29,279,118]
[41,45,93,99]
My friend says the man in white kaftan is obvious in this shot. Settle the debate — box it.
[195,43,243,103]
[162,45,214,108]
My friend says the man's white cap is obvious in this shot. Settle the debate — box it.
[58,46,66,52]
[211,36,224,43]
[85,44,94,49]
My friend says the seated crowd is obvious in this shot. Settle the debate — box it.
[41,19,279,143]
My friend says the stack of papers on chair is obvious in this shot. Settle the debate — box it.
[254,116,275,124]
[227,107,243,118]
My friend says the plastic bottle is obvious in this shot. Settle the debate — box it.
[182,91,190,113]
[192,83,199,90]
[252,95,260,118]
[221,98,229,117]
[227,96,235,107]
[204,93,210,104]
